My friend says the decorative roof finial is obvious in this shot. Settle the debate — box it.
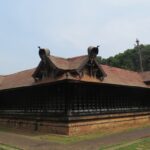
[87,46,99,58]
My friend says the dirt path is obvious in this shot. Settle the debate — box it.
[0,127,150,150]
[0,131,63,150]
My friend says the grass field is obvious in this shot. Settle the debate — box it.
[0,144,21,150]
[100,137,150,150]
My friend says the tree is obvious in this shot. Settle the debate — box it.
[98,45,150,71]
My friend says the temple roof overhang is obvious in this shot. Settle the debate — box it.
[140,71,150,83]
[0,64,149,91]
[0,47,149,90]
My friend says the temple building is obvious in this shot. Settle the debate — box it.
[0,46,150,135]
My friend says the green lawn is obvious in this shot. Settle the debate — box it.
[100,137,150,150]
[0,144,21,150]
[118,138,150,150]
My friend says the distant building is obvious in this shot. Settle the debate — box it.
[0,47,150,135]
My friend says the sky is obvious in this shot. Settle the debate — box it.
[0,0,150,74]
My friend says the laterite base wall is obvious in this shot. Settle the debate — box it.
[0,113,150,135]
[0,118,69,135]
[68,114,150,135]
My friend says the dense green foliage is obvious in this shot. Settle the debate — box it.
[98,44,150,71]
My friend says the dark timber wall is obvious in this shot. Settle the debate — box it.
[0,80,149,121]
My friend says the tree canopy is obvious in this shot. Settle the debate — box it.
[97,44,150,72]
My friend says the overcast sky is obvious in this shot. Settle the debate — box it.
[0,0,150,74]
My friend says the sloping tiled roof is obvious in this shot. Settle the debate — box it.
[101,65,147,87]
[140,71,150,83]
[0,76,5,86]
[48,55,88,70]
[48,56,69,70]
[0,55,149,90]
[68,55,88,70]
[0,69,35,90]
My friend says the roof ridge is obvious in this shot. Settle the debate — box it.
[67,55,88,60]
[49,55,88,61]
[49,55,68,60]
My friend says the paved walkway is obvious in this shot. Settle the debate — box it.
[0,127,150,150]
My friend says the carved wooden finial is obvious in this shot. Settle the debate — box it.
[87,46,99,58]
[39,48,50,59]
